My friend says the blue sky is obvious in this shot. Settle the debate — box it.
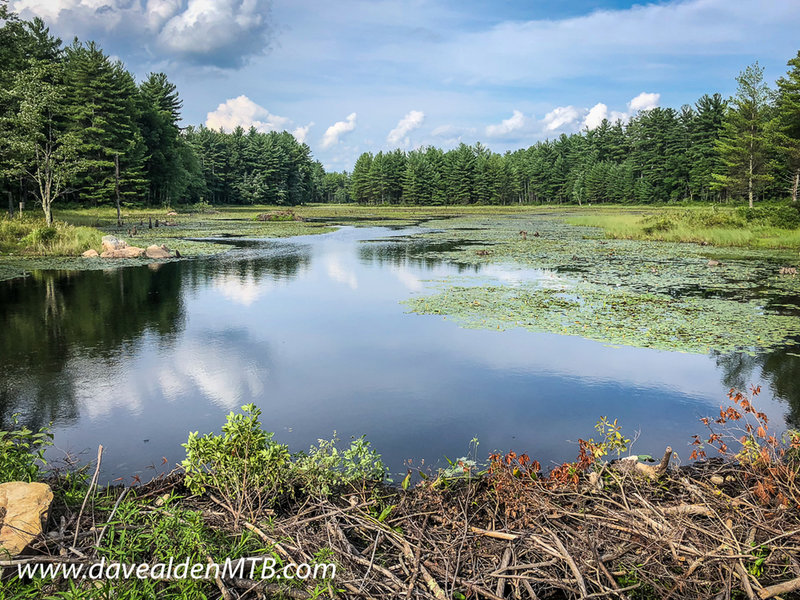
[10,0,800,171]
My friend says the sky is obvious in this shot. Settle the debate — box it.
[9,0,800,171]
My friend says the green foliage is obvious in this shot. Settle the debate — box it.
[588,417,631,461]
[0,414,53,482]
[182,405,386,519]
[640,216,675,234]
[0,215,102,255]
[294,434,387,496]
[182,404,291,522]
[21,225,57,246]
[737,205,800,228]
[712,62,776,206]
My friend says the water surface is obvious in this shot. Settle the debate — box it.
[1,225,798,481]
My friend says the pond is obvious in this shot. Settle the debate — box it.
[1,223,799,482]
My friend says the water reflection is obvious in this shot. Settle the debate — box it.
[714,344,800,427]
[0,226,798,480]
[0,266,184,430]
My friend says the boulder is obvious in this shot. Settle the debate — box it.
[100,246,146,258]
[145,244,171,259]
[101,235,127,252]
[0,482,53,558]
[81,249,99,258]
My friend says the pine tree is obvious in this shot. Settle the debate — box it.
[774,51,800,203]
[712,62,775,207]
[350,153,373,204]
[64,41,147,209]
[139,72,185,204]
[690,94,727,201]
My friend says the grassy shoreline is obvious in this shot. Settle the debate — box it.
[565,204,800,249]
[2,203,799,263]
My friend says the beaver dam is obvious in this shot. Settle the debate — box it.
[2,391,800,600]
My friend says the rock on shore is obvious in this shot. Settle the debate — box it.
[0,482,53,557]
[81,236,176,259]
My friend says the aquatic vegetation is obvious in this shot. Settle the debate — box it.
[402,212,800,354]
[405,282,800,354]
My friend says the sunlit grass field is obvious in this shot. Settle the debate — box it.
[566,205,800,249]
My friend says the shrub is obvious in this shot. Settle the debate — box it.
[20,226,57,247]
[0,416,53,482]
[182,404,291,524]
[736,205,800,229]
[293,434,386,496]
[640,216,675,234]
[182,406,387,519]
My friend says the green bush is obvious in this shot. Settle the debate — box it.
[182,405,387,518]
[0,415,53,482]
[20,226,58,247]
[640,216,675,234]
[294,434,387,496]
[685,207,746,228]
[182,404,291,523]
[737,205,800,229]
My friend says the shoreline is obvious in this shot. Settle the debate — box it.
[3,400,799,599]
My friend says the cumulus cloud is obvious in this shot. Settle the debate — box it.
[321,113,357,149]
[10,0,273,68]
[542,105,581,132]
[583,103,609,130]
[206,95,289,132]
[292,122,314,144]
[581,92,659,130]
[628,92,660,113]
[485,110,526,138]
[387,110,425,146]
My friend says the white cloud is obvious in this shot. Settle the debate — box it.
[145,0,182,30]
[583,103,608,130]
[485,110,526,138]
[423,0,800,86]
[205,95,289,133]
[11,0,273,67]
[628,92,660,113]
[321,113,357,149]
[158,0,270,64]
[542,105,581,132]
[431,124,457,137]
[581,92,659,130]
[387,110,425,146]
[292,122,314,144]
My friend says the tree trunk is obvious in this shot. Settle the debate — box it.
[114,153,122,227]
[748,155,754,208]
[792,170,799,204]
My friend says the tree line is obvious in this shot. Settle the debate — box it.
[345,57,800,208]
[1,4,798,225]
[0,6,325,225]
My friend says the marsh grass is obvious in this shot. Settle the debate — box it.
[566,206,800,249]
[0,215,103,256]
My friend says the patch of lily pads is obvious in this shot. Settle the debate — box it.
[404,282,800,355]
[402,213,800,354]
